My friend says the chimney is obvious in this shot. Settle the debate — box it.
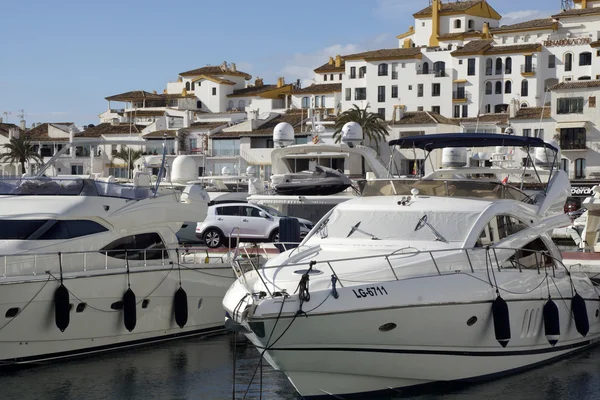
[277,77,285,88]
[583,0,588,8]
[296,79,301,89]
[19,119,26,130]
[482,22,490,38]
[429,0,441,46]
[152,90,157,94]
[0,117,3,124]
[255,77,263,87]
[8,127,19,140]
[508,98,519,118]
[231,63,237,72]
[328,56,334,65]
[335,55,342,68]
[177,76,182,83]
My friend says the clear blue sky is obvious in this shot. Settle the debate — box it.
[0,0,557,127]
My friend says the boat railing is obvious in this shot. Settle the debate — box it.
[0,247,235,279]
[229,243,570,297]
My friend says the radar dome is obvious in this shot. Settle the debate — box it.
[441,148,467,168]
[273,122,295,147]
[180,184,210,204]
[246,166,256,176]
[340,122,363,145]
[221,166,231,175]
[171,155,197,184]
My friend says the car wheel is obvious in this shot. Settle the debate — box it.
[203,229,222,248]
[269,229,280,243]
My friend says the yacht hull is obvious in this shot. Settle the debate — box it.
[226,273,600,398]
[0,264,234,365]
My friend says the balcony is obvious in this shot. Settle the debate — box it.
[416,69,447,77]
[560,140,586,151]
[521,65,536,77]
[452,90,469,102]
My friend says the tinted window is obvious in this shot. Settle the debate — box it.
[217,206,240,216]
[37,220,107,240]
[0,220,47,239]
[0,219,107,240]
[505,238,554,269]
[476,215,527,247]
[242,206,261,217]
[100,233,168,260]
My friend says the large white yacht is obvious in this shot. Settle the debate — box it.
[0,141,234,365]
[223,134,599,398]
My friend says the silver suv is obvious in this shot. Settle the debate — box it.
[196,203,313,248]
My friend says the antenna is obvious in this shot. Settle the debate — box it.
[17,109,25,120]
[561,0,574,10]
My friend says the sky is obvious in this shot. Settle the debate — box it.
[0,0,559,127]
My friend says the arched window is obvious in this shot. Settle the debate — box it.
[315,96,320,107]
[302,97,310,108]
[505,80,512,93]
[579,51,592,66]
[575,158,586,178]
[185,82,190,90]
[468,19,474,30]
[564,53,573,71]
[191,82,195,90]
[378,63,388,76]
[485,81,492,95]
[485,104,491,113]
[422,62,429,74]
[238,100,246,111]
[505,57,512,73]
[486,59,493,75]
[227,100,233,110]
[495,58,502,74]
[433,61,446,76]
[521,80,528,97]
[454,19,462,29]
[520,102,529,108]
[495,81,502,94]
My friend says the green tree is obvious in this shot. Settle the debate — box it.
[111,146,144,178]
[0,135,43,174]
[332,104,390,147]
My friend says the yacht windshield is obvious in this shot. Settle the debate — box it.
[319,208,479,242]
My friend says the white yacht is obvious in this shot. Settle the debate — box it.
[0,142,234,365]
[223,134,599,398]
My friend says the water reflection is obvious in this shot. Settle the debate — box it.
[1,335,600,400]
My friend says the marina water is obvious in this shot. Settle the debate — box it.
[2,333,600,400]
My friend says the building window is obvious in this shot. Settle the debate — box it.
[505,80,512,93]
[315,96,320,107]
[505,57,512,74]
[422,62,429,74]
[433,61,446,77]
[521,80,528,97]
[495,104,508,113]
[580,52,592,66]
[579,76,592,80]
[459,60,463,65]
[212,87,217,95]
[321,95,326,107]
[485,59,493,75]
[556,97,584,114]
[523,129,531,137]
[485,81,492,95]
[350,67,356,79]
[417,84,423,97]
[495,81,502,94]
[324,75,327,81]
[391,63,399,79]
[495,58,502,75]
[432,83,441,97]
[485,104,491,113]
[408,85,412,90]
[534,128,544,138]
[302,96,310,108]
[212,139,241,157]
[391,85,398,98]
[462,105,468,118]
[523,55,534,73]
[377,86,385,102]
[560,128,586,150]
[454,19,461,29]
[345,88,351,101]
[330,74,334,81]
[467,58,476,75]
[378,64,388,76]
[468,19,474,29]
[71,165,84,175]
[417,106,424,111]
[355,87,367,100]
[431,106,441,114]
[377,108,385,118]
[359,66,366,78]
[565,53,573,71]
[561,158,569,173]
[185,82,190,90]
[575,158,586,178]
[339,73,343,80]
[454,105,460,118]
[548,55,556,68]
[590,96,596,108]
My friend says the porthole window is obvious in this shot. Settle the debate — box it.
[111,301,124,310]
[100,233,168,260]
[5,307,20,318]
[76,303,86,313]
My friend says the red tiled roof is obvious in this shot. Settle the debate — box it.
[179,65,252,80]
[79,123,145,137]
[390,112,459,126]
[0,123,22,138]
[293,83,342,94]
[550,80,600,90]
[211,114,308,138]
[105,91,163,102]
[343,47,422,60]
[414,0,484,17]
[451,39,494,55]
[512,106,551,120]
[491,18,556,33]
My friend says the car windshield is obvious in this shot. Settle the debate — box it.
[257,205,286,217]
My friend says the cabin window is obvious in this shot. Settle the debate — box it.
[504,238,554,269]
[100,233,168,260]
[476,215,527,247]
[0,220,107,240]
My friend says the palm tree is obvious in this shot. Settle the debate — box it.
[111,146,144,178]
[332,104,390,147]
[0,135,43,175]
